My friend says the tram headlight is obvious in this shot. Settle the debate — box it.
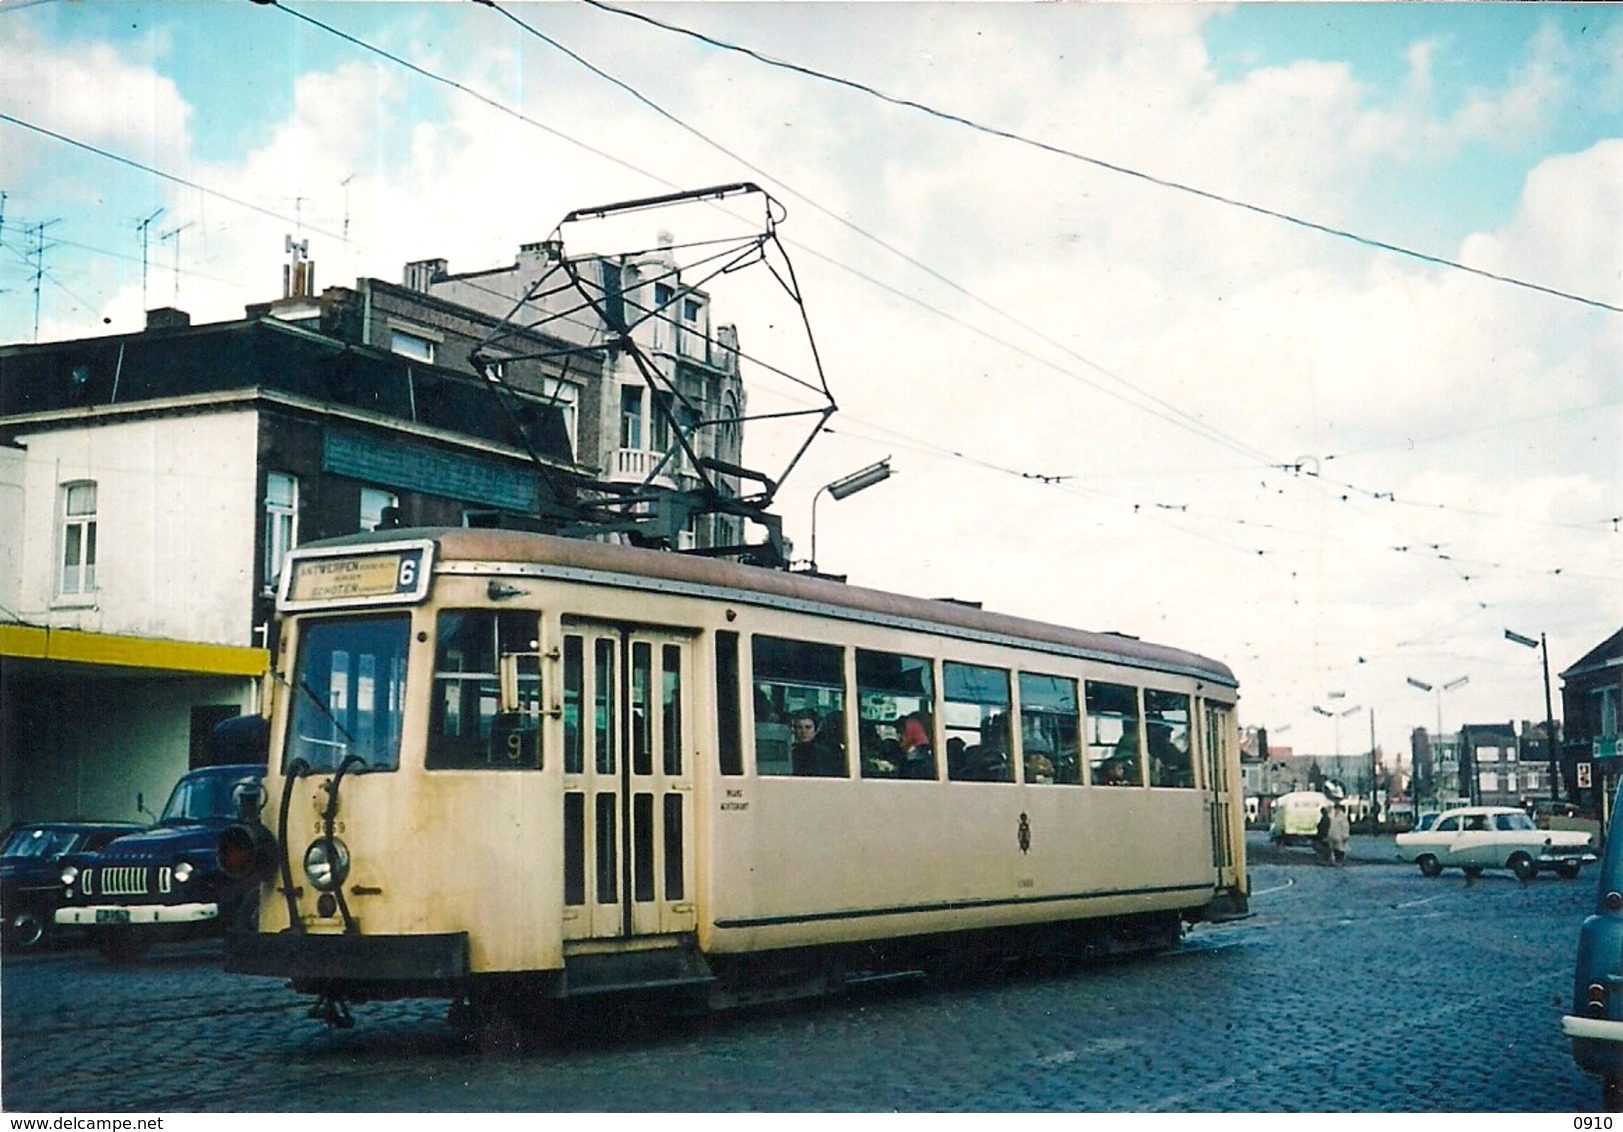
[302,837,350,893]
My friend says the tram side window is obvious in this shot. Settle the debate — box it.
[944,662,1013,782]
[856,649,936,780]
[715,631,744,776]
[426,610,542,770]
[1018,672,1082,785]
[1144,689,1194,788]
[751,635,847,777]
[1087,681,1143,786]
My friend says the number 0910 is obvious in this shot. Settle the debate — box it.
[1575,1117,1612,1129]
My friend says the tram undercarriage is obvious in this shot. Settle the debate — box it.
[239,901,1226,1038]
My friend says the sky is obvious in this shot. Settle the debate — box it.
[1,1,1620,771]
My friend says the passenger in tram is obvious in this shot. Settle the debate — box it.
[791,711,845,777]
[897,713,935,779]
[1098,757,1134,786]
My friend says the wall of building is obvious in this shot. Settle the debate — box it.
[0,445,23,618]
[3,672,253,827]
[11,411,259,646]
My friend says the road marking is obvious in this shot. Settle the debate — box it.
[1397,893,1447,909]
[1249,876,1296,897]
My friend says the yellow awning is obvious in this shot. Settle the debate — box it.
[0,624,267,677]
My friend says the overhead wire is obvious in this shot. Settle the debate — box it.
[583,0,1623,317]
[3,7,1610,622]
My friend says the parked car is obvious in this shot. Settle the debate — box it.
[1395,805,1595,881]
[55,762,266,963]
[1,820,143,951]
[1563,782,1623,1109]
[1268,790,1333,846]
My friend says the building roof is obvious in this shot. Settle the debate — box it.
[1562,626,1623,682]
[0,316,574,466]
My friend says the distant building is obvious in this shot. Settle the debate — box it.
[1561,625,1623,813]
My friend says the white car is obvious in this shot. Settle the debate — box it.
[1395,805,1595,881]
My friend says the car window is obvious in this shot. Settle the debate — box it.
[1436,816,1460,832]
[2,828,77,859]
[1494,812,1535,831]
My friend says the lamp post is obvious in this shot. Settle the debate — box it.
[1407,674,1470,804]
[1505,629,1560,803]
[1311,703,1360,756]
[809,458,892,573]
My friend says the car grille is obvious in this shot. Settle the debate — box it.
[85,866,173,898]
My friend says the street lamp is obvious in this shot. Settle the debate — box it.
[1407,674,1470,804]
[1311,703,1361,756]
[809,458,892,573]
[1505,628,1560,803]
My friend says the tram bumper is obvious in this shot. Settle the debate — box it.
[225,929,470,984]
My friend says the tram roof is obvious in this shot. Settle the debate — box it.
[315,527,1237,689]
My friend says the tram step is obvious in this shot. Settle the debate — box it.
[562,945,715,998]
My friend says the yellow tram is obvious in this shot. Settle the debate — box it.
[225,527,1247,1026]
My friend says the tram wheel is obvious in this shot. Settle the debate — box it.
[1417,855,1442,878]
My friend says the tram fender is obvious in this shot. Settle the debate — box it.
[225,929,470,981]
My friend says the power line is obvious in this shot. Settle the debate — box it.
[582,0,1623,317]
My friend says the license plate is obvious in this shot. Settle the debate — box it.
[95,909,130,924]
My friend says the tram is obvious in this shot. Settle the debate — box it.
[224,527,1247,1027]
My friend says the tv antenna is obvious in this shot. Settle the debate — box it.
[157,221,194,305]
[135,207,165,310]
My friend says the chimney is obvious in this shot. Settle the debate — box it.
[145,307,191,331]
[404,258,447,292]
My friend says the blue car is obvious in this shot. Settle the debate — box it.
[55,763,266,963]
[2,821,143,951]
[1565,784,1623,1108]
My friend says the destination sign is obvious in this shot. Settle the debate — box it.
[280,542,433,609]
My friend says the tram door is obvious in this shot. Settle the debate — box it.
[1202,703,1242,888]
[560,623,696,941]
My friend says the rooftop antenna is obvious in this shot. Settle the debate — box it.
[157,221,194,305]
[135,206,165,310]
[28,218,60,342]
[340,174,354,280]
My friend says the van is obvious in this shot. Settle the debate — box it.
[1268,791,1332,846]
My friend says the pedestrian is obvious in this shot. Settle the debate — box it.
[1312,805,1332,863]
[1328,802,1352,866]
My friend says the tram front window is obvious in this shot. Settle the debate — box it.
[285,615,411,773]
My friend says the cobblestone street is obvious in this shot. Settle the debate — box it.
[0,834,1603,1112]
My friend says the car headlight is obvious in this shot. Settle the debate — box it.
[173,861,194,885]
[60,865,79,887]
[302,838,350,893]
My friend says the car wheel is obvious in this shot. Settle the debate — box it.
[1508,852,1536,883]
[5,909,47,952]
[1559,861,1582,880]
[1462,866,1483,879]
[1417,855,1442,878]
